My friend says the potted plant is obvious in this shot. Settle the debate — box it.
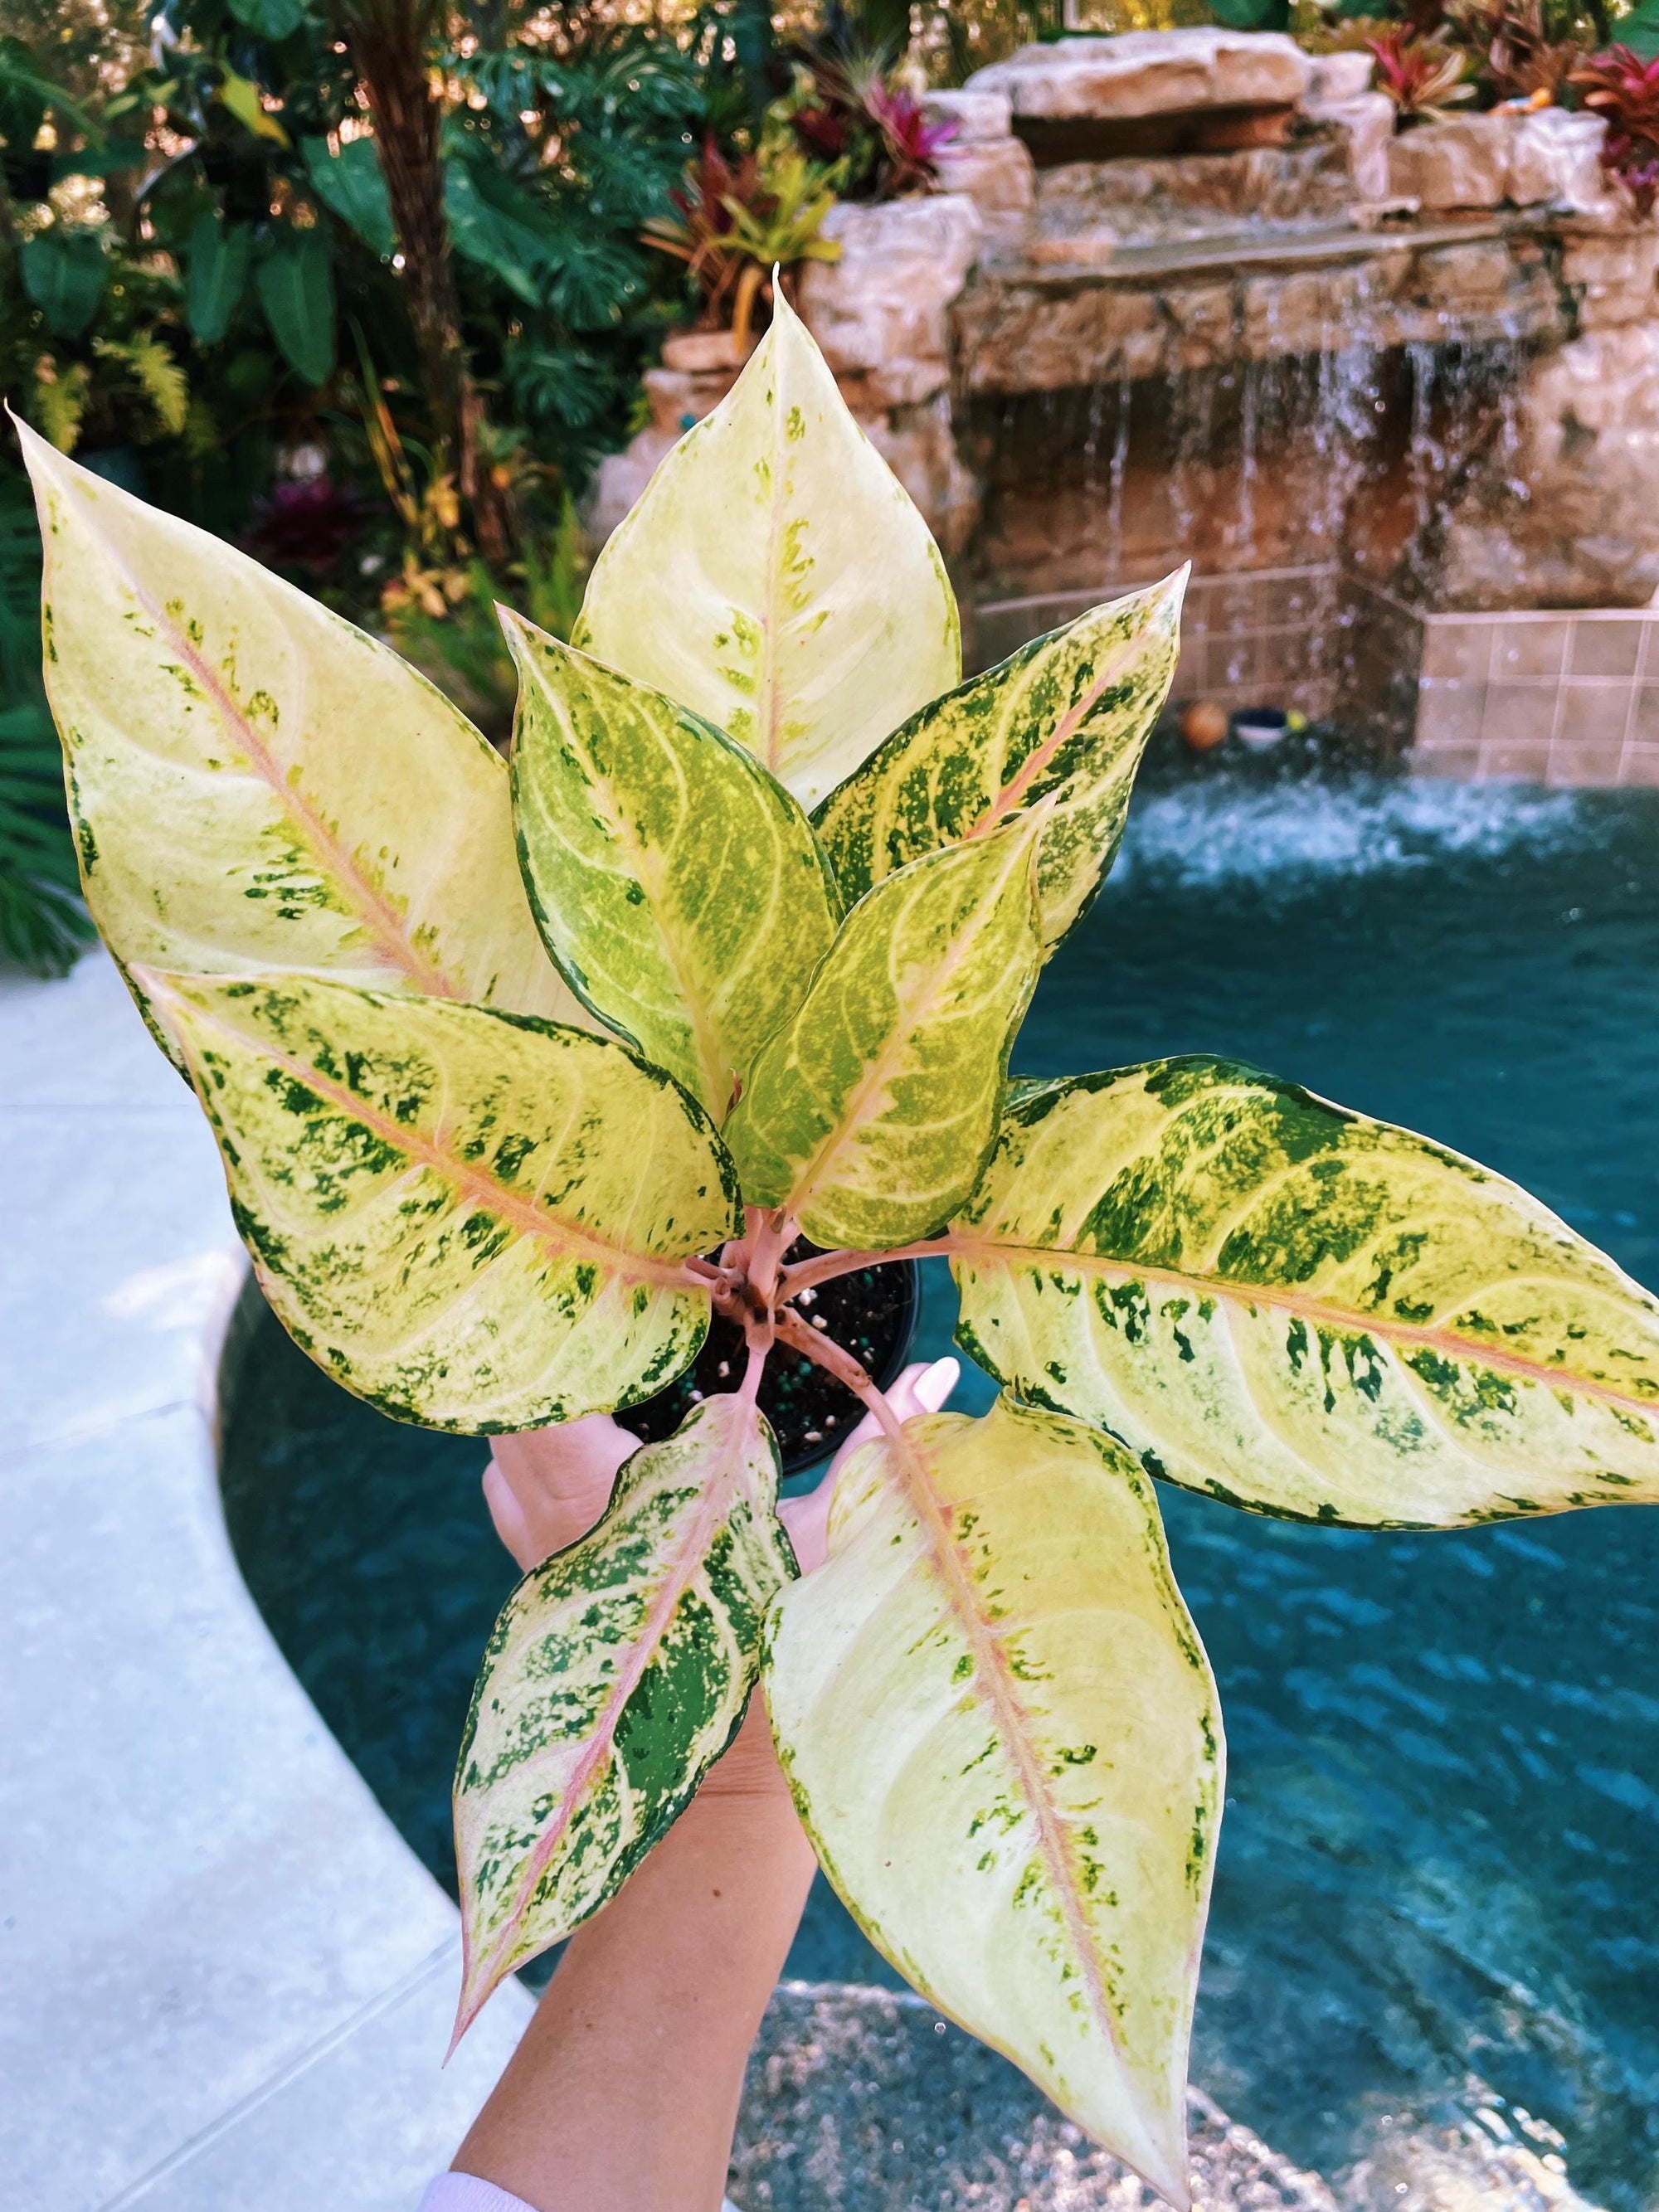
[645,140,843,367]
[19,299,1659,2205]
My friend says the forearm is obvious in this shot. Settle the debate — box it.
[450,1700,817,2212]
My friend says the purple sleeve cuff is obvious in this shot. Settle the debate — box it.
[417,2180,537,2212]
[419,2179,740,2212]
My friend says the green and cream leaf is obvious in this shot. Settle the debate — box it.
[572,293,960,810]
[814,573,1185,948]
[764,1393,1221,2206]
[17,420,583,1062]
[144,969,740,1431]
[454,1391,795,2034]
[951,1057,1659,1527]
[506,615,840,1121]
[722,811,1045,1249]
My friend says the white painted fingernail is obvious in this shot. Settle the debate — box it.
[917,1356,959,1411]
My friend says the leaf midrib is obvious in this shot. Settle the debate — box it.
[118,562,460,997]
[962,616,1158,844]
[182,994,698,1290]
[956,1237,1659,1416]
[886,1422,1128,2071]
[457,1405,761,2025]
[785,837,1033,1223]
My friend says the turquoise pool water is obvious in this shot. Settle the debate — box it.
[220,767,1659,2208]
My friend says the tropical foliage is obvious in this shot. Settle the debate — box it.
[24,303,1659,2205]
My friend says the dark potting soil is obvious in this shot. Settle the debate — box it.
[615,1243,919,1476]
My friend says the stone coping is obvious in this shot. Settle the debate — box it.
[0,950,532,2212]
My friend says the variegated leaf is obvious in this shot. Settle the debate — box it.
[722,810,1045,1250]
[764,1393,1221,2206]
[814,572,1185,949]
[952,1057,1659,1528]
[143,969,740,1430]
[572,292,960,810]
[454,1391,795,2035]
[17,419,583,1062]
[505,613,840,1121]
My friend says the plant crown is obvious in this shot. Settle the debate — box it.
[22,299,1659,2208]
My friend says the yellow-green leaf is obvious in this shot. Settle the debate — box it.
[953,1057,1659,1528]
[764,1393,1221,2205]
[17,421,584,1062]
[142,969,740,1431]
[813,571,1185,950]
[454,1391,795,2036]
[722,811,1045,1250]
[572,292,960,811]
[505,613,840,1121]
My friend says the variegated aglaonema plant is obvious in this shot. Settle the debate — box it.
[20,299,1659,2208]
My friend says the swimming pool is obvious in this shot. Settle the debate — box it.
[219,763,1659,2209]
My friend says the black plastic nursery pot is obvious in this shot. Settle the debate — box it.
[615,1240,920,1478]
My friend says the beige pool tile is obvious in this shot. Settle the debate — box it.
[1555,683,1635,750]
[1481,684,1558,746]
[1568,619,1645,679]
[1549,743,1626,786]
[1479,739,1552,780]
[1491,620,1569,681]
[1631,687,1659,745]
[1620,742,1659,785]
[1415,683,1484,749]
[1420,622,1494,683]
[1410,745,1482,778]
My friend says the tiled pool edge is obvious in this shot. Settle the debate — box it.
[0,950,531,2212]
[977,574,1659,784]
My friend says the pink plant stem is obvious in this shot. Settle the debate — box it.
[773,1309,906,1450]
[781,1234,961,1300]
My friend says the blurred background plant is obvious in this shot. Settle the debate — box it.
[6,0,1659,970]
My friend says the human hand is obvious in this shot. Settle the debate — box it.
[481,1355,961,1808]
[481,1354,961,1577]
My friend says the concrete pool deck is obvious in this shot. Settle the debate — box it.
[1,950,532,2212]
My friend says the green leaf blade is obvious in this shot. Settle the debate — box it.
[764,1393,1221,2205]
[143,970,741,1431]
[455,1392,795,2030]
[572,292,961,810]
[255,229,334,386]
[184,214,253,345]
[723,810,1045,1248]
[506,615,840,1121]
[302,136,397,260]
[20,231,106,338]
[953,1057,1659,1527]
[814,571,1185,949]
[17,424,586,1057]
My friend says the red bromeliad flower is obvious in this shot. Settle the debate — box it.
[790,48,956,198]
[1366,27,1476,123]
[1571,45,1659,214]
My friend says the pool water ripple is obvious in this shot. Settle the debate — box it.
[221,771,1659,2209]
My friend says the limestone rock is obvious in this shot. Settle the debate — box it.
[1302,89,1394,202]
[1386,113,1514,211]
[861,395,980,557]
[797,193,982,410]
[1560,225,1659,327]
[1301,50,1374,105]
[661,328,751,373]
[966,30,1312,122]
[581,428,676,550]
[937,134,1035,217]
[1434,323,1659,607]
[642,363,737,438]
[921,87,1011,144]
[1508,105,1611,212]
